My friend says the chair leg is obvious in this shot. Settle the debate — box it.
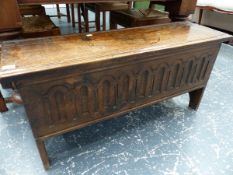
[81,4,89,32]
[198,8,203,24]
[77,4,82,33]
[189,87,205,111]
[110,12,117,30]
[56,4,61,19]
[84,5,89,32]
[95,8,101,31]
[102,11,106,31]
[71,4,75,27]
[66,4,71,23]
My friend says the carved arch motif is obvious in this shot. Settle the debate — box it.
[136,68,154,99]
[74,83,95,119]
[152,63,170,95]
[117,72,134,106]
[40,52,214,127]
[43,84,76,125]
[97,75,117,113]
[167,60,183,90]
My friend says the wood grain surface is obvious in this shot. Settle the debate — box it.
[1,22,231,80]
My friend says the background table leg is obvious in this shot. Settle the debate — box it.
[71,4,75,28]
[110,12,117,30]
[66,4,71,23]
[102,11,106,31]
[56,4,61,19]
[77,4,82,33]
[95,8,101,31]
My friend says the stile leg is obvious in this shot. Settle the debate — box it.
[189,87,205,111]
[36,139,50,170]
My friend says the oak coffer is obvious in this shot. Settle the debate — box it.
[0,22,232,169]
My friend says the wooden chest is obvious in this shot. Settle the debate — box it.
[0,22,232,169]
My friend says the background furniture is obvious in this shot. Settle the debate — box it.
[85,2,129,31]
[18,4,61,38]
[134,0,150,9]
[61,4,88,33]
[72,4,89,32]
[17,0,197,22]
[110,8,170,29]
[162,0,197,21]
[19,4,46,16]
[0,0,22,40]
[72,2,129,32]
[196,0,233,24]
[21,15,61,38]
[54,4,71,23]
[0,0,198,39]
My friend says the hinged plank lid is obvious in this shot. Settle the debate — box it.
[0,22,232,81]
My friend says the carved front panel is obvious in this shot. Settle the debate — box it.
[21,48,217,137]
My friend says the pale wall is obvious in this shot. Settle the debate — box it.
[192,9,233,32]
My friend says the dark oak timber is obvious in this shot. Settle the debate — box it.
[166,0,197,21]
[0,0,21,31]
[0,0,22,40]
[36,139,50,169]
[0,22,232,169]
[189,87,205,110]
